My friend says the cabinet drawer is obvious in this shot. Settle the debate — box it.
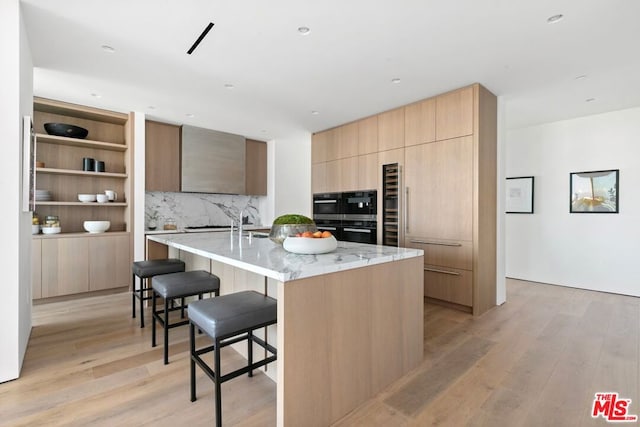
[423,265,472,307]
[405,238,472,270]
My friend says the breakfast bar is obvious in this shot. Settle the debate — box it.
[147,231,424,426]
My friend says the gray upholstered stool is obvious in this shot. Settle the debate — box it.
[188,290,277,427]
[151,270,220,364]
[132,259,185,328]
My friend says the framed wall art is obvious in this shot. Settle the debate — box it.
[506,176,534,214]
[570,169,619,213]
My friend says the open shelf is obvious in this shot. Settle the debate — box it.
[36,167,127,178]
[35,201,127,207]
[36,133,127,152]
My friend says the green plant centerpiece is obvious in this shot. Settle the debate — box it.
[269,214,317,244]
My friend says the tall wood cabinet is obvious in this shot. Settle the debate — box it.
[311,83,497,315]
[145,120,181,192]
[32,98,134,299]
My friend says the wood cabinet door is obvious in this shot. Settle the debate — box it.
[358,116,378,155]
[340,156,359,192]
[405,98,436,146]
[325,160,342,192]
[145,120,181,192]
[377,108,405,151]
[358,153,378,191]
[42,237,89,297]
[324,128,340,162]
[312,131,328,164]
[435,86,474,141]
[337,122,359,159]
[245,139,267,195]
[424,265,472,307]
[89,234,130,291]
[405,137,473,241]
[312,163,327,194]
[32,239,42,300]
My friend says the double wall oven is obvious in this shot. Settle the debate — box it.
[313,190,377,244]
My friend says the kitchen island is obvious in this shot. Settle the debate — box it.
[147,231,424,426]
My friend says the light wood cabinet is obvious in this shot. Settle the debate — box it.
[358,116,378,155]
[312,163,327,194]
[324,128,340,162]
[89,234,130,291]
[340,156,359,192]
[325,160,342,193]
[405,136,473,241]
[435,86,474,141]
[405,98,436,146]
[311,131,328,164]
[358,153,378,191]
[42,237,90,298]
[377,108,404,151]
[145,120,180,192]
[32,239,42,299]
[337,122,359,159]
[245,139,267,195]
[423,265,472,307]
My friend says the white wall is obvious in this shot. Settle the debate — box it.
[0,0,33,383]
[506,107,640,296]
[269,131,312,222]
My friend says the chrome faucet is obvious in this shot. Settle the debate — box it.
[238,209,244,235]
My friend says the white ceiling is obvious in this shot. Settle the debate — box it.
[21,0,640,140]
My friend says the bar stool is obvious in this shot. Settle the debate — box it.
[151,270,220,364]
[188,290,277,427]
[131,259,185,328]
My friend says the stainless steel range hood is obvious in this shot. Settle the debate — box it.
[181,125,246,194]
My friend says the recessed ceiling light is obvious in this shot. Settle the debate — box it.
[575,75,588,80]
[586,98,596,102]
[298,26,311,35]
[101,45,115,53]
[547,14,564,24]
[186,113,195,118]
[147,106,156,110]
[224,84,235,89]
[391,78,401,84]
[311,110,320,115]
[90,93,102,98]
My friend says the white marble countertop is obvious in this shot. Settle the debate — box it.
[147,231,423,282]
[144,225,270,235]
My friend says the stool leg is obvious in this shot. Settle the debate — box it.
[248,330,253,378]
[163,300,170,365]
[181,297,185,319]
[131,274,136,319]
[190,323,197,402]
[151,291,157,348]
[215,337,222,427]
[140,278,146,328]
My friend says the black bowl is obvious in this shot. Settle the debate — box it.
[44,123,89,139]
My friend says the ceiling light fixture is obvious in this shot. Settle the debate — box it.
[186,113,195,118]
[90,93,102,98]
[575,75,588,80]
[311,111,320,115]
[101,45,115,53]
[297,26,311,35]
[547,14,564,24]
[224,84,235,89]
[147,106,156,110]
[586,98,596,102]
[187,22,215,55]
[391,78,401,84]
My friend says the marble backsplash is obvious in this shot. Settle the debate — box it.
[145,192,262,230]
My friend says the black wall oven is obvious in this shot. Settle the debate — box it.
[313,190,377,244]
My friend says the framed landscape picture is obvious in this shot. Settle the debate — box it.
[570,169,619,213]
[506,176,534,214]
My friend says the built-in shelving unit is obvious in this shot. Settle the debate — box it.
[32,97,134,300]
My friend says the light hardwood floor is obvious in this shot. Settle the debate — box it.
[1,279,638,426]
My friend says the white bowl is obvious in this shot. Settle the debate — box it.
[283,235,337,254]
[78,194,97,203]
[83,220,111,233]
[41,226,61,235]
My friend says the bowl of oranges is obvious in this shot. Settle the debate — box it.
[269,214,317,244]
[283,230,337,254]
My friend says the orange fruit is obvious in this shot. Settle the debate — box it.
[312,231,323,238]
[302,231,314,238]
[321,231,332,238]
